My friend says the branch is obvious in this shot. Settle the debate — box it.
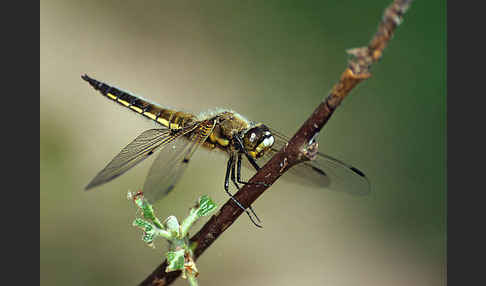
[139,0,413,285]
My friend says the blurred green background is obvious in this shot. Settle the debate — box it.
[40,0,446,285]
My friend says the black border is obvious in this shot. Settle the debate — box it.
[6,1,39,285]
[448,0,484,284]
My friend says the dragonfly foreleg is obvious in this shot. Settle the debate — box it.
[224,153,262,227]
[236,153,269,187]
[224,154,233,192]
[234,134,261,171]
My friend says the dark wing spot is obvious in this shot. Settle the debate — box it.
[147,150,154,156]
[349,166,366,177]
[311,166,327,176]
[182,158,189,163]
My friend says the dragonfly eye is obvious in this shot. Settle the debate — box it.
[243,125,274,158]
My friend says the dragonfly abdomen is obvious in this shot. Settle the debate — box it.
[82,74,196,129]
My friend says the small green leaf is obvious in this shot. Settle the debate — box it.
[196,195,217,217]
[132,218,157,247]
[166,249,185,272]
[132,218,152,230]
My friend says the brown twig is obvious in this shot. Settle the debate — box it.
[139,0,412,285]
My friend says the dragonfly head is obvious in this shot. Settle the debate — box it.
[242,124,275,159]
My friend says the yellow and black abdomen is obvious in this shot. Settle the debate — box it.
[82,74,196,129]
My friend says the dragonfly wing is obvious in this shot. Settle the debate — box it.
[85,127,195,191]
[286,153,370,195]
[255,128,370,195]
[143,120,216,203]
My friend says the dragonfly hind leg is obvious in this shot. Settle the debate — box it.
[224,154,262,227]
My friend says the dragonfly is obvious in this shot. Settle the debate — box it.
[82,74,370,227]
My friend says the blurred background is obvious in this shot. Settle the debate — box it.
[40,0,446,285]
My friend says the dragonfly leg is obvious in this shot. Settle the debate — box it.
[233,135,269,187]
[236,153,269,187]
[234,135,270,187]
[234,135,262,171]
[224,154,233,192]
[230,156,262,224]
[224,154,262,228]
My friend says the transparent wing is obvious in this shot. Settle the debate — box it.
[143,121,216,203]
[85,126,196,191]
[256,129,370,195]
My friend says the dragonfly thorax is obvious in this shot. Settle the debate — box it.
[242,124,275,159]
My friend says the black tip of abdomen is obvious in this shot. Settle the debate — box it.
[82,74,97,86]
[82,74,113,96]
